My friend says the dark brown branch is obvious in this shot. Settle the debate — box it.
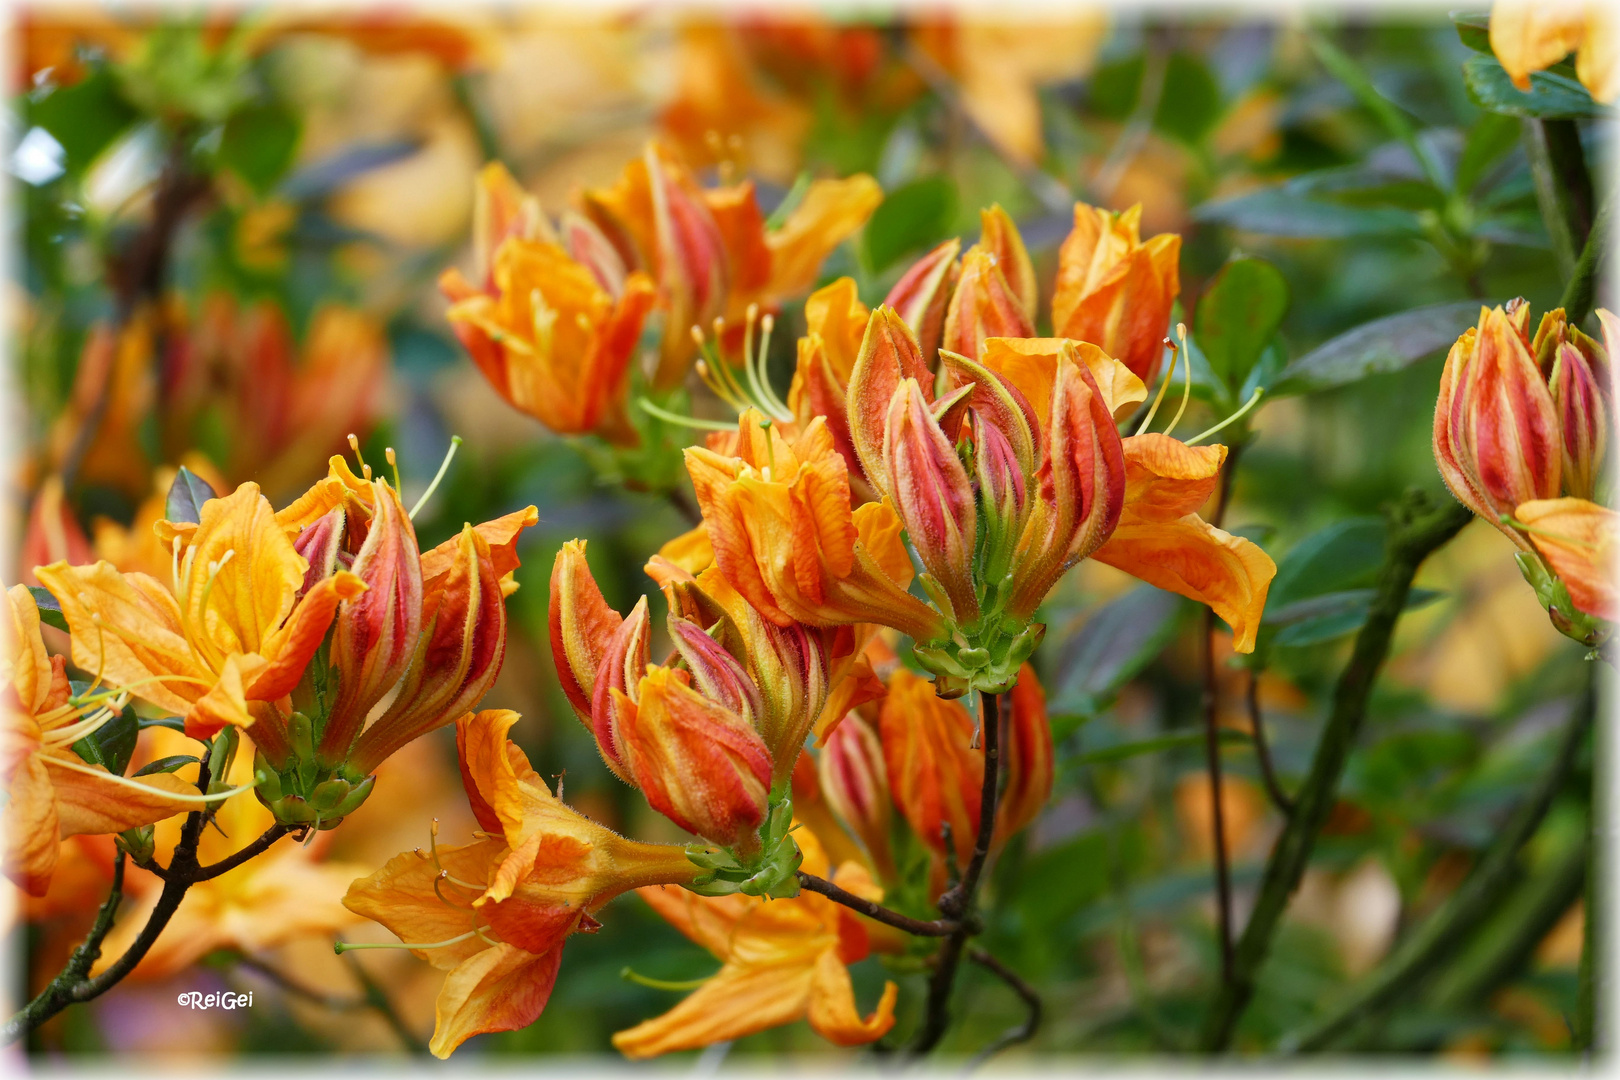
[1246,667,1295,816]
[194,824,295,881]
[1201,441,1245,986]
[966,947,1042,1068]
[796,872,959,937]
[912,690,1003,1056]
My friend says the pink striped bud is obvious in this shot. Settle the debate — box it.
[819,713,896,880]
[883,238,961,363]
[1551,340,1611,500]
[884,378,978,625]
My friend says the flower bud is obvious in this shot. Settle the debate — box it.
[883,378,978,625]
[588,597,650,782]
[879,669,982,894]
[819,713,896,880]
[1433,304,1561,547]
[548,539,626,728]
[1052,202,1181,384]
[846,306,936,498]
[940,248,1035,361]
[882,238,961,362]
[976,205,1037,323]
[993,666,1053,845]
[1551,340,1611,501]
[617,666,772,851]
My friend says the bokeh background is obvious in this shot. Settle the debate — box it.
[7,5,1604,1062]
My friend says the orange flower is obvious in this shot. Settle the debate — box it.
[612,824,896,1058]
[3,587,196,896]
[879,668,983,889]
[787,277,877,486]
[441,164,658,441]
[582,141,880,386]
[1490,0,1616,104]
[819,711,897,881]
[1052,202,1182,385]
[1515,498,1617,620]
[1091,434,1277,653]
[343,710,698,1057]
[941,209,1037,360]
[684,407,945,642]
[34,482,366,739]
[994,666,1054,845]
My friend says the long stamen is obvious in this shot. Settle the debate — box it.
[42,755,258,801]
[1186,388,1265,446]
[84,614,109,698]
[620,967,714,992]
[409,436,463,520]
[385,447,402,492]
[760,418,777,481]
[1134,337,1178,436]
[433,872,479,911]
[1499,514,1601,550]
[637,399,738,432]
[333,929,483,954]
[43,704,119,747]
[1163,322,1195,437]
[753,313,794,422]
[347,433,368,475]
[692,327,747,411]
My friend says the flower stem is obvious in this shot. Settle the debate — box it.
[965,947,1042,1067]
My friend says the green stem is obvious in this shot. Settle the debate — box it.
[1308,32,1447,191]
[1559,197,1610,329]
[1284,675,1594,1051]
[1525,118,1594,280]
[1196,491,1474,1051]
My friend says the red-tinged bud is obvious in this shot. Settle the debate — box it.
[847,306,935,497]
[977,206,1037,324]
[667,616,762,724]
[1433,304,1561,548]
[292,506,346,597]
[879,669,982,895]
[819,713,896,880]
[348,524,506,775]
[473,162,551,288]
[883,238,961,362]
[617,666,772,851]
[319,482,424,766]
[1052,202,1181,385]
[1551,340,1611,500]
[973,413,1031,589]
[940,248,1035,362]
[646,146,729,388]
[884,378,979,625]
[993,666,1052,846]
[558,209,628,297]
[589,598,650,782]
[548,540,625,728]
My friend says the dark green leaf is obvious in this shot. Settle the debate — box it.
[1267,518,1388,609]
[1270,300,1481,396]
[139,716,189,734]
[1327,180,1447,212]
[1195,256,1289,395]
[1017,831,1111,930]
[27,67,138,175]
[166,465,218,525]
[133,755,198,777]
[219,102,302,195]
[1271,587,1444,648]
[71,700,140,777]
[27,586,69,632]
[1048,587,1186,733]
[1088,53,1145,121]
[1455,112,1522,195]
[1072,728,1251,767]
[1194,188,1425,238]
[1154,52,1223,144]
[863,176,957,274]
[1463,54,1607,119]
[1451,11,1493,54]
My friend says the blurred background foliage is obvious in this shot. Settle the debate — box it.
[7,5,1605,1062]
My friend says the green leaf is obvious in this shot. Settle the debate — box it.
[166,465,218,525]
[1195,256,1289,395]
[133,755,198,777]
[1269,587,1444,648]
[71,698,140,777]
[1071,728,1251,767]
[1451,11,1493,54]
[218,102,302,195]
[862,176,957,275]
[1048,587,1187,734]
[27,586,69,632]
[1463,54,1608,118]
[1195,187,1426,238]
[139,716,189,734]
[1270,300,1482,396]
[1089,53,1145,121]
[1455,112,1523,195]
[1267,518,1388,609]
[27,66,139,176]
[1153,52,1223,145]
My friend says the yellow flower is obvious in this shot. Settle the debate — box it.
[612,825,897,1058]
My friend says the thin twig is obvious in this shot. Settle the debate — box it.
[194,824,294,881]
[796,872,959,937]
[1201,442,1244,986]
[1246,668,1295,816]
[964,948,1041,1069]
[1196,492,1476,1051]
[912,690,1003,1056]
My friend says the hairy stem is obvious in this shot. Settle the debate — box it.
[1197,492,1474,1051]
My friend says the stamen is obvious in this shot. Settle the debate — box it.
[1163,323,1194,437]
[347,433,367,472]
[637,398,738,432]
[752,313,794,422]
[1134,337,1178,436]
[1498,514,1600,550]
[334,929,483,954]
[760,418,777,478]
[620,966,714,992]
[433,872,478,911]
[409,436,463,520]
[84,614,109,698]
[386,447,401,492]
[42,755,259,801]
[1186,388,1265,446]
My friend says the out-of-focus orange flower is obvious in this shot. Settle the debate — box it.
[1092,434,1277,653]
[243,11,497,71]
[3,587,196,897]
[994,666,1054,844]
[1490,0,1617,104]
[1175,772,1266,860]
[879,667,983,890]
[17,476,92,586]
[47,315,159,498]
[612,825,896,1058]
[345,710,698,1057]
[441,163,658,442]
[911,15,1109,164]
[582,141,880,386]
[818,711,897,880]
[34,482,366,739]
[684,407,945,642]
[1052,202,1182,386]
